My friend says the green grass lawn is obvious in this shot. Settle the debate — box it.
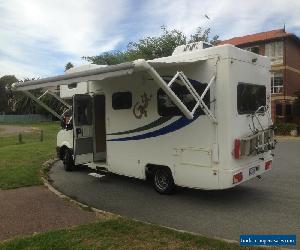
[0,217,268,250]
[0,122,272,250]
[0,122,59,189]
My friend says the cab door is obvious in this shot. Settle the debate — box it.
[73,94,94,165]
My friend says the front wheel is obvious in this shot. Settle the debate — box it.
[153,167,175,194]
[63,149,74,171]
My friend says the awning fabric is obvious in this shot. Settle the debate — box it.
[11,58,206,91]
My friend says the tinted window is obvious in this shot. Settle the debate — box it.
[68,83,77,89]
[112,92,132,110]
[237,83,266,114]
[74,98,92,125]
[158,82,209,117]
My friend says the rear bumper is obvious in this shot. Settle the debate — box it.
[219,157,273,189]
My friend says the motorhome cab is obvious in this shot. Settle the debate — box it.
[12,42,276,194]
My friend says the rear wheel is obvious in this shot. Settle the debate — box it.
[63,149,74,171]
[153,167,175,194]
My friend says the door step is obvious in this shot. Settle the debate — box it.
[88,172,106,179]
[96,166,109,175]
[85,162,109,174]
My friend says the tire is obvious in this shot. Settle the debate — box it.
[152,167,175,194]
[63,149,74,171]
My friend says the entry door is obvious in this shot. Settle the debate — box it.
[93,95,106,162]
[73,94,93,165]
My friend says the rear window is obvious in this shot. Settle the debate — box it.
[237,83,266,114]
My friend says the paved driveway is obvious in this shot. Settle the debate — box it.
[0,186,96,240]
[50,141,300,244]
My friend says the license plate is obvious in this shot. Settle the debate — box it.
[249,166,257,176]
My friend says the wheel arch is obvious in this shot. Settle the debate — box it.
[145,163,174,181]
[59,145,73,160]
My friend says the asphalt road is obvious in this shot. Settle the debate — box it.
[50,140,300,245]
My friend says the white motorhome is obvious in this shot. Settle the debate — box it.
[12,42,275,194]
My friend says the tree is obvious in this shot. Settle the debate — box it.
[9,78,40,114]
[83,26,219,65]
[65,62,74,71]
[0,75,18,114]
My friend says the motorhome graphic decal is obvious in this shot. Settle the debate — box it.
[133,93,152,119]
[107,114,199,141]
[108,77,204,141]
[107,116,172,136]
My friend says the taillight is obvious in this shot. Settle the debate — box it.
[265,160,272,170]
[234,139,241,159]
[233,172,243,184]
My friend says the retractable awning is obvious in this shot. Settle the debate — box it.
[11,58,204,92]
[11,57,216,122]
[11,62,135,91]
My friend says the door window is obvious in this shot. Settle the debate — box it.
[74,98,92,125]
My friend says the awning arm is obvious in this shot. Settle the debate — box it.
[134,59,217,123]
[23,91,62,119]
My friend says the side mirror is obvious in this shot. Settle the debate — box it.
[66,123,73,130]
[61,117,73,130]
[60,118,66,129]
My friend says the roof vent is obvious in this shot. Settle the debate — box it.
[172,41,212,55]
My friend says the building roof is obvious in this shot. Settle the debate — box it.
[219,29,300,46]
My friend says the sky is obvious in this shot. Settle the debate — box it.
[1,0,300,79]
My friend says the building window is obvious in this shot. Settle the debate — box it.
[271,73,284,94]
[237,83,266,114]
[285,104,293,122]
[157,83,209,117]
[112,92,132,110]
[285,104,292,116]
[265,41,283,64]
[245,46,260,54]
[276,104,283,116]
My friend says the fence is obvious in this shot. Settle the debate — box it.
[0,129,44,148]
[0,114,52,123]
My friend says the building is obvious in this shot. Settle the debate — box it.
[220,29,300,124]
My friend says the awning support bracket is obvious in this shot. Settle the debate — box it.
[135,59,217,123]
[23,90,71,120]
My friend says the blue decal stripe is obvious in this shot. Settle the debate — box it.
[108,115,199,141]
[107,116,172,136]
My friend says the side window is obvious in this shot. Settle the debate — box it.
[157,82,209,117]
[75,98,92,125]
[112,92,132,110]
[68,83,77,89]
